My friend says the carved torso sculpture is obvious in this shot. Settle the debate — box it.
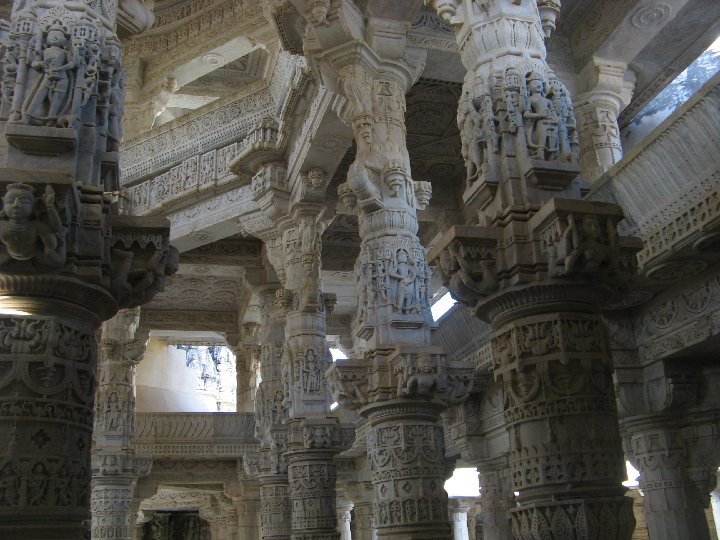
[0,183,66,268]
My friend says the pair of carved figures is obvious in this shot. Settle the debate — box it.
[459,69,578,180]
[0,182,66,269]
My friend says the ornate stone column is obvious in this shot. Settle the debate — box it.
[274,208,342,540]
[0,2,176,538]
[234,498,261,540]
[624,424,715,540]
[346,481,376,540]
[426,1,641,538]
[336,498,353,540]
[307,14,473,540]
[91,308,152,540]
[573,60,634,182]
[228,324,260,414]
[253,284,291,540]
[448,499,470,540]
[230,125,346,539]
[476,463,513,540]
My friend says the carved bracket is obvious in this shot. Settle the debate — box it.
[428,225,500,313]
[529,198,642,295]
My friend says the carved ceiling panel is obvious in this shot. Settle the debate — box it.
[179,49,268,99]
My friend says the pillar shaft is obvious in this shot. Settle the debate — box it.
[0,303,102,539]
[627,425,714,540]
[259,477,291,540]
[91,308,151,540]
[477,467,512,540]
[365,403,450,540]
[494,306,634,538]
[255,286,291,540]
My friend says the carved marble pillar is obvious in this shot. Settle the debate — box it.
[448,499,470,540]
[254,285,291,540]
[228,112,344,540]
[346,481,376,540]
[276,207,341,540]
[476,464,513,540]
[624,423,717,540]
[712,472,720,540]
[0,2,176,538]
[234,498,261,540]
[426,2,642,538]
[305,7,473,540]
[91,308,152,540]
[228,323,260,414]
[573,61,634,182]
[336,498,353,540]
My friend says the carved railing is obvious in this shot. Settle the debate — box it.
[133,412,258,458]
[589,71,720,270]
[121,51,306,185]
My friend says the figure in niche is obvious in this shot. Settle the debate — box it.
[458,90,484,184]
[23,20,76,125]
[547,78,578,161]
[28,462,48,506]
[472,84,499,164]
[105,391,121,431]
[299,215,320,259]
[0,183,66,268]
[0,41,20,117]
[0,462,19,505]
[302,349,322,393]
[503,68,524,137]
[55,464,71,506]
[106,66,125,152]
[388,249,417,314]
[272,390,285,424]
[523,72,560,160]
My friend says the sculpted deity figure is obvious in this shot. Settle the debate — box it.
[549,214,616,277]
[458,91,484,183]
[398,354,438,397]
[0,183,66,268]
[302,349,322,393]
[523,72,560,160]
[23,21,76,125]
[547,78,578,161]
[388,249,416,313]
[105,391,121,431]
